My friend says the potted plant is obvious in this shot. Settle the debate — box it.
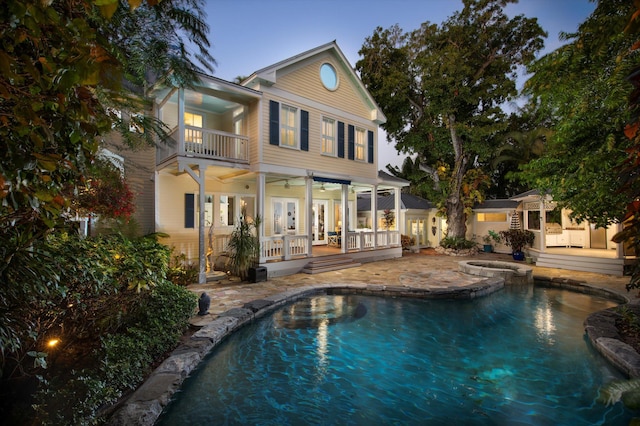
[227,207,263,282]
[499,229,535,261]
[482,230,501,253]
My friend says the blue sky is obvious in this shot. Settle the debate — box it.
[201,0,596,168]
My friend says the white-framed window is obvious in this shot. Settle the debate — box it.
[355,127,366,161]
[220,195,235,226]
[280,104,298,148]
[322,117,336,156]
[185,111,203,144]
[477,213,508,222]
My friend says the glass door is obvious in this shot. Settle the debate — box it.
[312,201,328,245]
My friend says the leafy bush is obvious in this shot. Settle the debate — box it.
[32,280,196,425]
[1,232,197,424]
[167,250,199,286]
[440,236,476,250]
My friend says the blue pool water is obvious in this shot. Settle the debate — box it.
[157,286,634,425]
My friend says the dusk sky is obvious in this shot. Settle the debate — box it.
[201,0,597,169]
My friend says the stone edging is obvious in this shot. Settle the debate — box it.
[107,278,504,425]
[536,274,640,379]
[458,260,533,285]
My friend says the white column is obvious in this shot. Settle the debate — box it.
[178,88,185,156]
[539,199,546,252]
[341,183,348,254]
[371,184,378,249]
[306,177,313,256]
[394,187,401,233]
[180,162,207,284]
[371,185,378,249]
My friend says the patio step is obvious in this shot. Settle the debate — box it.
[535,252,626,276]
[301,257,362,274]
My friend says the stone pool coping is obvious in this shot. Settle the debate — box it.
[458,260,533,285]
[108,275,637,425]
[107,278,504,425]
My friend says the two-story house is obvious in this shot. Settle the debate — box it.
[111,41,405,284]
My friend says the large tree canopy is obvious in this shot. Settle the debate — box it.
[522,0,636,227]
[0,0,213,234]
[357,0,545,238]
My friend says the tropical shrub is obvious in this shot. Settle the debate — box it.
[499,229,535,252]
[440,236,476,250]
[1,232,196,424]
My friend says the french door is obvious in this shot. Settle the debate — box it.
[312,201,328,245]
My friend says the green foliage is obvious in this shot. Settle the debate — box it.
[499,229,535,252]
[0,0,213,237]
[32,280,196,425]
[522,0,635,227]
[482,230,501,245]
[166,250,199,286]
[0,233,172,377]
[227,208,262,281]
[440,236,476,250]
[357,0,545,238]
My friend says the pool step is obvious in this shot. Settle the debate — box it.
[301,257,361,274]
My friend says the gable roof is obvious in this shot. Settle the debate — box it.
[357,193,433,211]
[377,170,410,186]
[242,41,386,125]
[474,199,519,210]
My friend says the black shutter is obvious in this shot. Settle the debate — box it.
[367,130,374,164]
[269,100,279,145]
[185,193,195,228]
[338,121,345,158]
[347,124,355,160]
[301,110,309,151]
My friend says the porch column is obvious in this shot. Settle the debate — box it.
[180,162,207,284]
[305,177,313,255]
[178,88,185,156]
[539,198,546,252]
[256,172,266,263]
[371,184,378,249]
[394,187,401,234]
[341,183,348,254]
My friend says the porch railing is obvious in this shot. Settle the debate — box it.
[157,126,249,165]
[347,230,400,250]
[261,235,309,261]
[212,231,400,264]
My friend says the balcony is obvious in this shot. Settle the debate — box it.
[158,126,249,165]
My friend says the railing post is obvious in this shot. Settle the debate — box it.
[283,234,291,260]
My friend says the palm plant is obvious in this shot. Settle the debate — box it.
[227,207,262,281]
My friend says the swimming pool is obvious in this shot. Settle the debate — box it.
[157,286,633,425]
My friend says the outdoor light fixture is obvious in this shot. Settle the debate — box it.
[320,184,325,192]
[48,338,60,348]
[284,180,290,189]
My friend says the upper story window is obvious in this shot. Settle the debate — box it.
[355,127,366,161]
[280,104,298,148]
[322,117,336,156]
[185,111,203,144]
[320,63,338,91]
[269,100,309,151]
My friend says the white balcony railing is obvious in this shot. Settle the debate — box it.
[158,126,249,165]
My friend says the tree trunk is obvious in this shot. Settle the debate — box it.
[445,114,468,239]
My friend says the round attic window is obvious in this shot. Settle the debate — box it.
[320,63,338,91]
